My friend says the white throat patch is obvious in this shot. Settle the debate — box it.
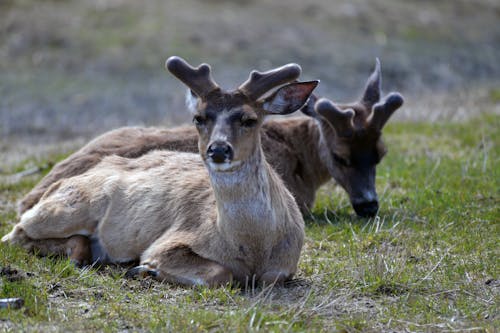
[207,160,242,173]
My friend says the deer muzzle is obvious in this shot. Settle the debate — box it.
[352,199,379,218]
[207,141,234,164]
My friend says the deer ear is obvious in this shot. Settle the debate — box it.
[361,58,381,106]
[261,81,319,115]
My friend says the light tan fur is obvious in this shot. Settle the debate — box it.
[3,57,318,287]
[5,151,303,285]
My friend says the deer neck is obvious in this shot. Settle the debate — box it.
[279,118,332,188]
[314,118,345,181]
[207,143,280,239]
[305,119,333,186]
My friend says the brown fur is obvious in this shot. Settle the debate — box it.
[18,116,337,214]
[18,60,403,218]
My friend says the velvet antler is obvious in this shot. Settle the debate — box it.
[238,63,302,100]
[165,56,219,99]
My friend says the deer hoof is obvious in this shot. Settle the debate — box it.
[125,265,159,279]
[1,232,11,243]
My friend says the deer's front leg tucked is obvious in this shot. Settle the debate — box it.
[259,233,303,286]
[127,244,232,287]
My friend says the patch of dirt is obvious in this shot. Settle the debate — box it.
[0,265,32,282]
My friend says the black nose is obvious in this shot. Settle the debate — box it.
[353,200,379,217]
[207,141,233,164]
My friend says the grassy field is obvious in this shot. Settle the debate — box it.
[1,113,498,332]
[1,0,499,331]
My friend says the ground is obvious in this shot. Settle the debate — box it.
[0,0,499,332]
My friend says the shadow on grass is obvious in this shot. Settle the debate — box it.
[304,207,380,228]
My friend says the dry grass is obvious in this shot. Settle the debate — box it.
[0,114,498,332]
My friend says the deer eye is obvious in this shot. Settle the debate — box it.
[333,153,351,167]
[241,118,258,128]
[193,115,206,126]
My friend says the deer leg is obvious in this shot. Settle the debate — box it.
[66,235,92,266]
[2,226,92,266]
[29,235,91,267]
[258,234,302,286]
[3,181,101,264]
[126,244,232,287]
[9,182,100,242]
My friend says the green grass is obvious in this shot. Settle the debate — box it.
[1,114,499,332]
[489,88,500,104]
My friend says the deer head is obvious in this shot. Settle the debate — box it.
[166,56,318,174]
[304,59,404,217]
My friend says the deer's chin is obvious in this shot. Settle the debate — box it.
[207,160,242,173]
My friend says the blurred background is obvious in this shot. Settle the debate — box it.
[0,0,499,153]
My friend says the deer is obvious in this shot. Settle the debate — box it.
[17,59,403,218]
[2,56,319,287]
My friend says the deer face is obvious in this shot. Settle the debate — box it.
[316,106,388,217]
[190,91,262,172]
[306,59,404,217]
[166,56,318,173]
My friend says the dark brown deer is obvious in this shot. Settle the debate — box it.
[297,59,404,216]
[17,59,403,217]
[3,57,318,286]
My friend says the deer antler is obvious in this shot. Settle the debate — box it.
[315,98,355,137]
[165,56,219,99]
[238,63,302,100]
[360,58,404,131]
[361,58,381,107]
[368,92,404,131]
[299,93,318,117]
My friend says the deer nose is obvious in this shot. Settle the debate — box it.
[353,200,379,218]
[207,141,233,164]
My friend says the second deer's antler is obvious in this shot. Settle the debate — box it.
[368,93,404,131]
[315,98,355,137]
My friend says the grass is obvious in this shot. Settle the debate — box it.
[1,0,498,330]
[0,113,498,332]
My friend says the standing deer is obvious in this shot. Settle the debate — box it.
[2,57,318,286]
[17,59,403,217]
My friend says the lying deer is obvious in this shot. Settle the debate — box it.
[2,57,318,286]
[18,60,403,217]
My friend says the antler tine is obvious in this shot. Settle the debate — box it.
[315,98,355,137]
[368,92,404,131]
[165,56,219,99]
[361,58,382,107]
[238,63,302,100]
